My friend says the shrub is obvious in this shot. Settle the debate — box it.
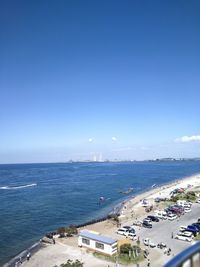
[54,259,83,267]
[120,244,132,254]
[57,227,66,235]
[65,225,78,236]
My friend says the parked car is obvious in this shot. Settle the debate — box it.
[175,233,192,242]
[180,231,194,238]
[187,225,199,232]
[179,226,187,232]
[143,238,156,247]
[147,215,159,222]
[154,210,167,220]
[184,207,191,213]
[142,221,152,228]
[192,223,200,230]
[167,213,177,221]
[177,200,192,208]
[196,199,200,204]
[184,203,192,208]
[173,204,185,211]
[123,226,135,231]
[168,206,184,215]
[181,225,199,236]
[128,228,136,234]
[143,218,152,223]
[125,232,137,240]
[117,228,129,235]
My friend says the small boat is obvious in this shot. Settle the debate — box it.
[152,184,156,188]
[119,187,134,194]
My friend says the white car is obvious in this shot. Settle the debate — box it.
[179,231,194,238]
[184,203,191,208]
[179,226,187,232]
[125,232,137,240]
[175,234,192,242]
[196,199,200,204]
[184,207,191,213]
[117,228,128,236]
[167,214,177,220]
[143,238,156,248]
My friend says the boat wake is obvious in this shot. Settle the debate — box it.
[0,183,37,190]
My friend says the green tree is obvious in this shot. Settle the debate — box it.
[120,244,132,254]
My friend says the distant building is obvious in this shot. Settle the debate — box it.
[78,230,117,255]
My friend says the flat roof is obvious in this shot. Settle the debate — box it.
[79,230,117,245]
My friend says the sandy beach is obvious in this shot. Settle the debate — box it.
[14,173,200,267]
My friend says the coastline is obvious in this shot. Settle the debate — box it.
[4,172,200,267]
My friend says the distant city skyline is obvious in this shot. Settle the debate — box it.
[0,1,200,163]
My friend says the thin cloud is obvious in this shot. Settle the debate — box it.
[88,138,94,143]
[175,135,200,143]
[111,136,117,142]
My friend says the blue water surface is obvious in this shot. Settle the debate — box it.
[0,161,200,265]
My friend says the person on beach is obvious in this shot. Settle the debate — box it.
[27,252,31,261]
[171,232,173,239]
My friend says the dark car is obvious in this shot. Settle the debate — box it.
[183,226,199,237]
[192,223,200,231]
[147,215,159,222]
[187,225,199,232]
[194,222,200,227]
[142,221,152,228]
[123,226,136,233]
[128,228,136,233]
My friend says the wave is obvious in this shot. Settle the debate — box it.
[0,183,37,190]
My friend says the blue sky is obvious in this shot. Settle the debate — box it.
[0,0,200,163]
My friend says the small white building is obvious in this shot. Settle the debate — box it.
[78,230,117,256]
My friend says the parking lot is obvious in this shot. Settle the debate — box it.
[114,202,200,266]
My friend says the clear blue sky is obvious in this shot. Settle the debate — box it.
[0,0,200,163]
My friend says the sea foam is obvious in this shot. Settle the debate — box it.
[0,183,37,190]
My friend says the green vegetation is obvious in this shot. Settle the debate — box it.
[94,244,144,265]
[57,225,78,237]
[170,191,197,203]
[194,234,200,241]
[54,259,83,267]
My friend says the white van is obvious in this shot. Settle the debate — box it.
[154,210,167,220]
[116,228,129,236]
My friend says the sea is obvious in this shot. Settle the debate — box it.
[0,161,200,265]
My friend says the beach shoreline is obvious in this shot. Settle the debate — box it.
[4,172,200,267]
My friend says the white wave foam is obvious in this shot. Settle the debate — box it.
[0,183,37,190]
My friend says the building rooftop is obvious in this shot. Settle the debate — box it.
[79,230,117,245]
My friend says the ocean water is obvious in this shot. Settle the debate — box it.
[0,161,200,265]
